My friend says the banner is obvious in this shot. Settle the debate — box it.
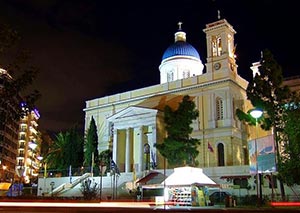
[248,135,276,174]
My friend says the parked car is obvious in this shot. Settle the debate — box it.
[209,191,231,205]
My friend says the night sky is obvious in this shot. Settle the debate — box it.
[0,0,298,134]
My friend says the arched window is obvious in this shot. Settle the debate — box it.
[217,143,225,166]
[217,37,222,56]
[216,97,224,120]
[167,71,174,82]
[212,36,222,57]
[183,70,190,79]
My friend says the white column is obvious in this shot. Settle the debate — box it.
[150,125,157,168]
[113,129,118,163]
[125,128,131,173]
[138,126,144,172]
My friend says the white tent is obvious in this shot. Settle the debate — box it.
[161,166,218,187]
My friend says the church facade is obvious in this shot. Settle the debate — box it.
[83,18,287,198]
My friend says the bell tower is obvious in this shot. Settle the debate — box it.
[203,19,237,74]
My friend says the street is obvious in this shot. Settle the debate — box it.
[0,201,300,213]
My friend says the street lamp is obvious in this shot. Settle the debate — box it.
[36,156,44,196]
[250,108,263,206]
[99,162,107,201]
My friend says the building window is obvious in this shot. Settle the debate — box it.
[217,143,225,166]
[20,134,26,140]
[167,71,174,82]
[233,178,248,189]
[183,70,190,79]
[216,97,224,120]
[18,159,23,166]
[19,142,25,148]
[19,150,24,157]
[212,35,222,57]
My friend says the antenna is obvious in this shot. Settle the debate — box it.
[178,21,183,30]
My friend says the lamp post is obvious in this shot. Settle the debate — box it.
[99,162,106,201]
[50,181,55,197]
[250,108,263,207]
[37,156,43,196]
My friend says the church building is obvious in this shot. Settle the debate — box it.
[83,18,261,191]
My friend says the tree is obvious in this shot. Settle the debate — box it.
[155,95,200,166]
[236,49,292,199]
[45,132,68,174]
[0,22,40,124]
[99,149,112,175]
[45,126,84,175]
[84,117,99,173]
[279,101,300,186]
[67,126,84,170]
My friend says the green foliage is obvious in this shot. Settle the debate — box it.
[278,104,300,186]
[155,95,200,166]
[45,126,83,174]
[237,49,291,131]
[99,149,112,175]
[45,132,67,171]
[80,178,99,200]
[0,23,40,124]
[0,22,19,53]
[236,49,300,192]
[84,117,99,173]
[67,126,84,169]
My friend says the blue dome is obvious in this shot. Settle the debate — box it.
[162,41,200,61]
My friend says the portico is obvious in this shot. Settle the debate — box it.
[107,106,159,173]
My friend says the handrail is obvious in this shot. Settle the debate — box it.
[51,173,92,196]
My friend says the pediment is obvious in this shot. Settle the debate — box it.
[107,94,193,123]
[107,106,157,122]
[136,94,193,111]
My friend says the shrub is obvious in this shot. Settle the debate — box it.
[80,178,99,200]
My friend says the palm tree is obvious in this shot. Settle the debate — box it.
[45,132,69,175]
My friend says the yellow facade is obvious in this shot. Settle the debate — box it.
[83,19,263,174]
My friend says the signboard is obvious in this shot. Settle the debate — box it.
[248,135,276,174]
[6,183,23,197]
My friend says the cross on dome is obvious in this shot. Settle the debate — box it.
[177,21,183,30]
